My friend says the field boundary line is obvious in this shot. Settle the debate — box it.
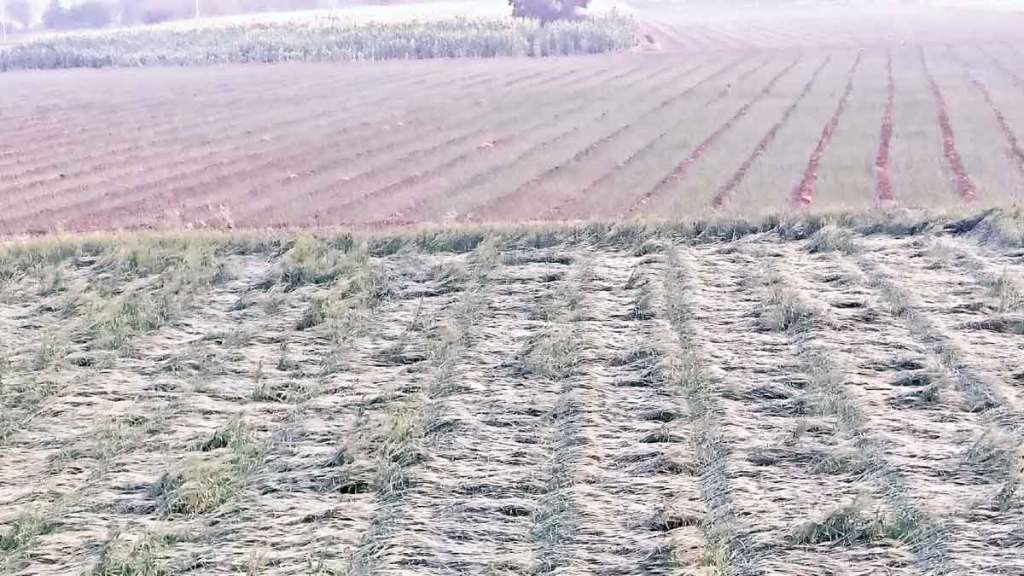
[348,245,496,574]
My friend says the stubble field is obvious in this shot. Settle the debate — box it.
[1,211,1023,574]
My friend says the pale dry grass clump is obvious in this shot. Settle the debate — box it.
[152,418,266,516]
[760,271,817,332]
[805,224,857,255]
[91,531,181,576]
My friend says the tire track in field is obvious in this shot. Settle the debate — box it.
[951,48,1024,199]
[711,57,832,209]
[0,66,539,220]
[346,248,496,575]
[845,237,1024,572]
[351,254,566,573]
[555,252,703,573]
[793,53,862,207]
[459,57,748,223]
[919,47,977,203]
[7,64,603,234]
[545,53,770,219]
[306,59,720,226]
[875,51,896,207]
[762,253,951,575]
[172,255,463,574]
[360,61,714,228]
[622,55,803,217]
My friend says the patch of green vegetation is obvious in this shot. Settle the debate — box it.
[154,418,265,515]
[790,501,912,547]
[92,531,179,576]
[0,512,54,553]
[518,326,579,379]
[0,14,638,72]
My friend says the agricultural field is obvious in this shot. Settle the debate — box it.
[2,4,1024,234]
[1,210,1023,575]
[4,2,1024,575]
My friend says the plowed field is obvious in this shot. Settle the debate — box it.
[3,6,1024,235]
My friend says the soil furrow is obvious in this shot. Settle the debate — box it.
[711,56,832,209]
[876,51,896,207]
[544,53,772,219]
[793,54,862,207]
[623,55,803,216]
[919,48,977,203]
[460,58,740,223]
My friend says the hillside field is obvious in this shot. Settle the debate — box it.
[1,211,1023,574]
[2,6,1024,236]
[4,3,1024,575]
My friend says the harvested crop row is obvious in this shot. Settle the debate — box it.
[354,60,727,227]
[3,62,590,224]
[953,51,1024,199]
[5,61,624,233]
[200,62,648,226]
[545,53,771,219]
[0,61,431,175]
[0,65,503,215]
[0,64,504,210]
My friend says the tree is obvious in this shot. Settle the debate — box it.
[509,0,589,23]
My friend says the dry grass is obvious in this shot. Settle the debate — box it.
[2,212,1023,573]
